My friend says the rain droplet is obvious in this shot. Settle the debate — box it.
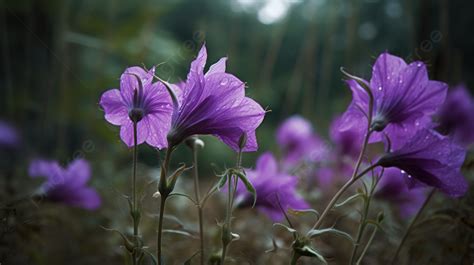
[378,86,383,91]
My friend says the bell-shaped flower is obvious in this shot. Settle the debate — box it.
[339,52,447,148]
[377,128,468,197]
[166,45,265,152]
[99,66,173,148]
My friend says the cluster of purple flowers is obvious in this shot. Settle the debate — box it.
[99,45,266,152]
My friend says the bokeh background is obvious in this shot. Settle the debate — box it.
[1,0,474,264]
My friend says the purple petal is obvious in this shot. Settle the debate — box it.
[206,57,227,76]
[65,159,91,188]
[99,89,128,126]
[256,152,278,175]
[119,119,150,147]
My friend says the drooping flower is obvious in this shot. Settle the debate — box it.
[0,120,20,149]
[276,115,327,166]
[377,128,468,197]
[374,168,427,218]
[234,152,309,221]
[166,45,265,152]
[99,66,173,148]
[339,53,447,148]
[436,85,474,146]
[29,158,101,210]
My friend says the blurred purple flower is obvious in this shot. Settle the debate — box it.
[378,128,468,197]
[0,121,20,148]
[329,115,363,159]
[29,159,101,210]
[235,152,309,221]
[437,85,474,146]
[339,52,447,148]
[276,115,328,166]
[99,66,173,148]
[375,168,427,218]
[166,45,265,152]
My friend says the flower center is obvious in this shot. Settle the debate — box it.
[371,114,387,132]
[129,108,144,123]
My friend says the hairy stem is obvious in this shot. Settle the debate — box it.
[192,146,205,265]
[390,188,436,265]
[132,121,138,265]
[157,196,167,265]
[157,147,174,265]
[220,149,243,264]
[350,173,381,264]
[355,226,378,265]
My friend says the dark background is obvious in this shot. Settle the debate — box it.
[1,0,473,264]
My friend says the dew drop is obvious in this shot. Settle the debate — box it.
[378,86,383,91]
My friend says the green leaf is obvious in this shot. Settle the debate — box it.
[273,223,297,234]
[289,208,320,216]
[335,193,365,208]
[297,245,327,264]
[235,171,257,207]
[217,173,228,190]
[307,228,354,243]
[167,164,192,191]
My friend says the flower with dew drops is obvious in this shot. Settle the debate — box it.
[29,158,101,210]
[374,168,428,218]
[339,52,447,149]
[234,152,309,221]
[377,128,468,197]
[99,66,173,148]
[436,84,474,146]
[165,44,265,151]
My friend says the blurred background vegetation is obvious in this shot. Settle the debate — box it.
[1,0,474,264]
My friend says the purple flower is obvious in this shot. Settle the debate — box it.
[235,152,309,221]
[339,53,447,148]
[377,128,468,197]
[375,168,427,218]
[0,121,20,149]
[276,115,327,166]
[166,45,265,152]
[437,85,474,146]
[329,115,363,159]
[29,159,101,210]
[99,66,173,148]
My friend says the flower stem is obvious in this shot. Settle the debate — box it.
[349,173,380,264]
[355,226,378,265]
[191,146,205,265]
[220,149,243,264]
[157,147,174,265]
[132,121,138,265]
[390,188,436,265]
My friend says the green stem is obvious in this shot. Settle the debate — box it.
[390,188,436,265]
[311,164,376,230]
[220,149,243,264]
[157,147,174,265]
[350,173,380,264]
[192,146,205,265]
[132,121,138,265]
[355,226,378,265]
[290,251,300,265]
[157,196,167,265]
